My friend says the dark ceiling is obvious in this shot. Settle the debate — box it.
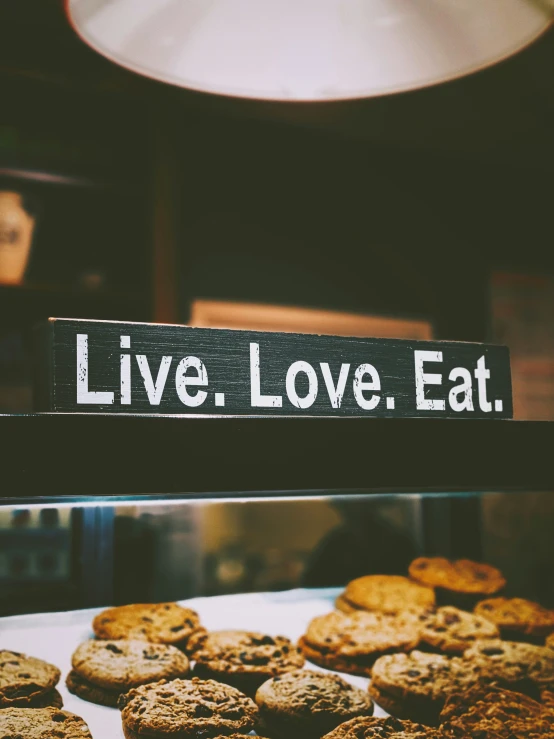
[2,0,554,170]
[1,0,553,344]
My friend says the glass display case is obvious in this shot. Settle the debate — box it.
[1,411,554,737]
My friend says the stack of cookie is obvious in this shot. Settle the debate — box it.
[368,638,554,725]
[322,716,442,738]
[66,639,191,707]
[299,610,423,676]
[0,649,63,709]
[188,629,305,696]
[318,687,554,738]
[0,707,93,739]
[464,639,554,695]
[255,669,375,738]
[439,684,554,738]
[408,557,506,609]
[92,602,205,653]
[419,606,499,654]
[119,677,260,739]
[300,603,501,674]
[474,597,554,643]
[335,558,509,618]
[336,575,436,616]
[368,650,485,725]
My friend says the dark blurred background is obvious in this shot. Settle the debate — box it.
[1,1,554,376]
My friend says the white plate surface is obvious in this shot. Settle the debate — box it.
[0,587,387,737]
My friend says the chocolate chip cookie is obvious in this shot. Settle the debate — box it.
[67,638,190,707]
[119,677,259,738]
[335,594,361,615]
[420,606,499,655]
[300,610,422,676]
[439,684,554,738]
[189,630,304,697]
[369,650,484,725]
[409,558,505,608]
[255,668,374,738]
[340,576,436,615]
[66,669,120,708]
[0,650,60,708]
[464,639,554,695]
[93,602,204,652]
[0,707,92,738]
[322,716,441,738]
[73,639,190,690]
[474,597,554,642]
[25,689,64,709]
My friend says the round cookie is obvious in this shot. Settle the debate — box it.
[322,716,441,738]
[335,594,360,615]
[300,610,422,676]
[255,668,374,738]
[189,630,304,697]
[474,597,554,642]
[439,684,554,738]
[66,669,120,708]
[369,651,484,725]
[0,650,60,708]
[0,707,92,739]
[409,558,505,608]
[72,639,190,691]
[93,602,203,650]
[420,606,499,654]
[464,639,554,694]
[119,677,259,738]
[341,576,435,614]
[26,688,64,708]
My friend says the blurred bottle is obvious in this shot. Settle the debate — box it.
[0,191,36,284]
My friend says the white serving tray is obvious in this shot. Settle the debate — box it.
[0,588,387,737]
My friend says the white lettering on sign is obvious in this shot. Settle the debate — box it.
[415,350,445,411]
[250,343,282,408]
[175,356,208,407]
[286,361,318,409]
[76,334,114,405]
[120,335,132,405]
[71,332,508,416]
[474,355,492,412]
[136,355,172,405]
[353,363,381,410]
[320,363,350,408]
[448,367,474,412]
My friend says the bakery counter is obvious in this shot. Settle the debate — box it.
[0,588,382,738]
[2,581,554,738]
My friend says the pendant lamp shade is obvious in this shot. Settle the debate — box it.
[66,0,552,101]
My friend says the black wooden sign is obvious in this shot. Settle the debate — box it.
[34,318,513,418]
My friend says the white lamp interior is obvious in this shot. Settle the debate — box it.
[67,0,552,101]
